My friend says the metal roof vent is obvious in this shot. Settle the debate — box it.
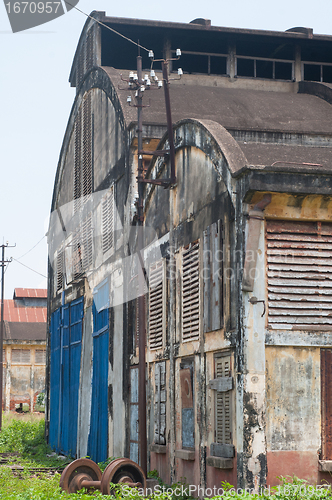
[190,18,211,26]
[286,27,313,36]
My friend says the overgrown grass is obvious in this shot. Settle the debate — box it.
[0,414,331,499]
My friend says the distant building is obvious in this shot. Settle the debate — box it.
[2,288,47,412]
[47,12,332,491]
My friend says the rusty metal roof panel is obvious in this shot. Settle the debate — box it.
[13,288,47,299]
[0,300,47,323]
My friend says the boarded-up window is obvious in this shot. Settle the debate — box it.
[267,220,332,330]
[321,349,332,460]
[154,361,166,445]
[35,350,46,364]
[149,260,165,349]
[203,221,223,332]
[12,349,31,364]
[209,352,234,458]
[102,187,115,254]
[180,360,194,448]
[182,242,200,341]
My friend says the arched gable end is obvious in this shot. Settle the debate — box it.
[144,119,246,240]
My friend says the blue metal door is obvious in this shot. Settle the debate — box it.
[60,304,70,454]
[88,281,109,463]
[49,297,83,457]
[49,308,61,451]
[68,298,83,456]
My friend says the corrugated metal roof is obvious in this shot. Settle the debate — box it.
[0,300,46,323]
[13,288,47,299]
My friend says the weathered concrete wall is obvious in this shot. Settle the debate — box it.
[4,343,46,412]
[77,306,93,457]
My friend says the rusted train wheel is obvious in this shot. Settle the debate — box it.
[59,458,102,493]
[100,458,146,495]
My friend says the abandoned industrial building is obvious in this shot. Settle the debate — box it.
[46,12,332,491]
[2,288,47,412]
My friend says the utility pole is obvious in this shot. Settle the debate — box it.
[121,49,181,476]
[0,243,14,431]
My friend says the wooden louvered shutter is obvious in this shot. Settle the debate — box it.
[56,248,64,292]
[267,220,332,330]
[81,214,93,271]
[12,349,31,364]
[85,28,94,73]
[35,350,46,364]
[215,355,231,445]
[321,349,332,459]
[209,353,234,458]
[149,260,164,349]
[82,93,92,199]
[102,187,114,254]
[154,361,166,445]
[74,108,82,213]
[203,221,223,333]
[182,242,200,341]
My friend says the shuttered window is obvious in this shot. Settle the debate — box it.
[35,350,46,364]
[182,242,200,341]
[215,355,232,445]
[56,248,64,292]
[74,93,93,214]
[12,349,31,364]
[154,361,166,444]
[203,221,223,333]
[102,187,115,254]
[149,260,165,349]
[81,214,93,271]
[267,220,332,330]
[71,214,93,279]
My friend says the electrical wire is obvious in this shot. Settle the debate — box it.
[11,258,47,279]
[16,235,46,260]
[63,0,151,53]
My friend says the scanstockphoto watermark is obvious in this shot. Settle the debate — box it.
[3,0,79,33]
[122,484,331,498]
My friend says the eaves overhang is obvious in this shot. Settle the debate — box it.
[239,167,332,202]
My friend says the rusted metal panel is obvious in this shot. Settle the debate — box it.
[182,242,200,341]
[180,361,195,449]
[321,349,332,459]
[266,220,332,330]
[180,367,193,408]
[149,260,164,349]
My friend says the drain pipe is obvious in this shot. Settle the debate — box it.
[242,194,272,292]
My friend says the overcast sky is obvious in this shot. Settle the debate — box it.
[0,0,331,298]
